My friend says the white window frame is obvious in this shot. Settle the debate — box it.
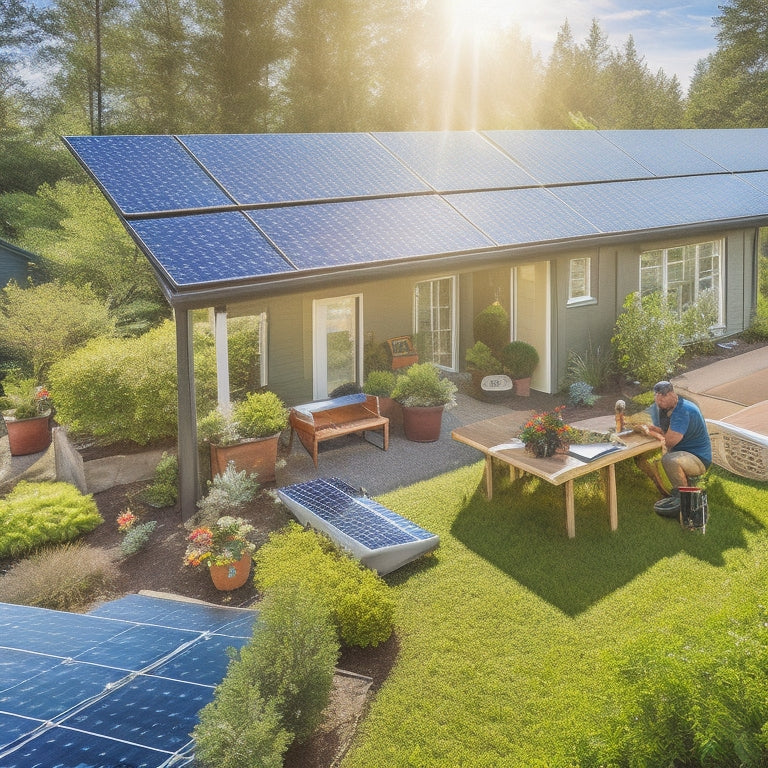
[414,275,457,371]
[567,256,595,305]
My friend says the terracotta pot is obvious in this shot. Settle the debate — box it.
[4,412,52,456]
[401,405,444,442]
[514,377,532,397]
[209,432,280,483]
[209,553,252,591]
[377,396,402,426]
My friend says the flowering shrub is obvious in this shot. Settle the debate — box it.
[519,406,577,457]
[184,516,255,568]
[116,510,137,532]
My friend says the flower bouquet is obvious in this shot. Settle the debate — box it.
[519,406,577,458]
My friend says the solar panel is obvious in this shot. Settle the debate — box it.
[600,129,726,177]
[373,131,537,191]
[0,596,257,767]
[277,478,439,574]
[553,174,768,234]
[485,130,650,184]
[678,128,768,173]
[128,210,292,287]
[180,133,430,204]
[248,195,493,271]
[448,188,599,245]
[64,135,234,216]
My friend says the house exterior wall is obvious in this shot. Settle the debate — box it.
[226,227,758,404]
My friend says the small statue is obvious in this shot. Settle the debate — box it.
[614,399,626,433]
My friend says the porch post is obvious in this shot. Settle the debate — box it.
[213,306,231,411]
[176,309,199,522]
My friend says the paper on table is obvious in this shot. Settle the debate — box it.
[489,439,524,452]
[567,442,621,462]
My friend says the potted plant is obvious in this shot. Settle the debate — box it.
[198,390,288,484]
[465,341,510,399]
[391,362,457,442]
[519,406,577,458]
[500,341,539,396]
[363,369,399,422]
[0,374,53,456]
[183,515,256,590]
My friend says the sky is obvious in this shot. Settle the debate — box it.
[450,0,722,88]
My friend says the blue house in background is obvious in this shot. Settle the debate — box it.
[0,238,40,288]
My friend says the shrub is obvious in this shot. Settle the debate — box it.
[192,461,260,527]
[254,522,395,648]
[391,362,457,409]
[141,452,178,508]
[363,333,391,374]
[499,340,539,379]
[680,288,720,354]
[329,381,363,398]
[0,542,117,610]
[363,369,397,397]
[120,520,157,557]
[0,481,103,559]
[566,337,614,389]
[611,291,684,387]
[243,583,338,743]
[473,302,509,356]
[743,293,768,341]
[193,661,291,768]
[568,381,597,407]
[465,341,503,375]
[233,391,289,438]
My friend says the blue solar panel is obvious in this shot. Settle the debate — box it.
[553,174,768,234]
[600,129,726,177]
[279,477,435,550]
[128,211,292,287]
[678,128,768,172]
[373,131,537,191]
[0,597,259,767]
[485,130,650,184]
[181,133,430,204]
[448,188,599,245]
[64,135,234,216]
[249,195,492,271]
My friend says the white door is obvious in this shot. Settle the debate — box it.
[415,276,457,370]
[313,295,362,399]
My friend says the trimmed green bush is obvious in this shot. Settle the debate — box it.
[0,481,103,559]
[465,341,503,375]
[612,291,684,387]
[0,542,117,610]
[253,522,395,648]
[391,362,457,409]
[363,369,397,397]
[243,583,339,743]
[141,452,178,508]
[473,302,509,356]
[499,340,539,378]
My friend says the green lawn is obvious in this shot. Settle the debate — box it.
[341,460,768,768]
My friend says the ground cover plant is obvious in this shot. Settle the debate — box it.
[340,461,768,767]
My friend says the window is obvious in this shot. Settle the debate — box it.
[640,240,723,328]
[568,257,592,303]
[414,276,456,369]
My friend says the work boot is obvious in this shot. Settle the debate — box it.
[654,488,681,518]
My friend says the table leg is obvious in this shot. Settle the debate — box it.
[606,464,618,530]
[484,455,494,500]
[565,480,575,538]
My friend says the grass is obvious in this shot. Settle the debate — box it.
[340,460,768,768]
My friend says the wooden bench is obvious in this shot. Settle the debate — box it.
[288,393,389,467]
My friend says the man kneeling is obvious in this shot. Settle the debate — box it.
[638,381,712,517]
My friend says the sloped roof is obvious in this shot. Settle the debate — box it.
[64,129,768,308]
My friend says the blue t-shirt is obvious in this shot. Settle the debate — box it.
[650,397,712,466]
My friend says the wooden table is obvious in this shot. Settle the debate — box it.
[706,399,768,481]
[452,414,659,538]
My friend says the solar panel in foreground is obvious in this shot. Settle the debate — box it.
[277,477,439,575]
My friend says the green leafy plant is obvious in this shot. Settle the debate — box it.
[518,406,577,456]
[500,340,539,379]
[568,381,598,407]
[680,287,720,354]
[141,452,178,508]
[465,341,503,375]
[0,372,51,420]
[254,521,395,648]
[472,302,509,356]
[199,391,288,445]
[362,369,397,397]
[0,481,103,559]
[0,542,117,611]
[192,461,261,527]
[391,362,457,409]
[566,337,614,389]
[116,510,157,558]
[611,291,684,387]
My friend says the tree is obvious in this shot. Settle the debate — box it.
[686,0,768,127]
[0,280,115,381]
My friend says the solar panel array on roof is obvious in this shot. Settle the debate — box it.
[0,594,257,768]
[63,129,768,300]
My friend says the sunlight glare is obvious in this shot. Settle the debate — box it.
[447,0,517,39]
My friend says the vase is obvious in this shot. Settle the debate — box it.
[401,405,444,442]
[209,432,280,484]
[209,553,252,591]
[528,442,556,458]
[3,412,52,456]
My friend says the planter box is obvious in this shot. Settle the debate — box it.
[3,412,51,456]
[210,433,280,484]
